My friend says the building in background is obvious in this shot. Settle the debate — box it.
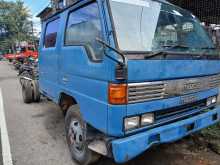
[36,7,53,22]
[169,0,220,24]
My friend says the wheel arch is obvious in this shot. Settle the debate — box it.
[58,92,78,115]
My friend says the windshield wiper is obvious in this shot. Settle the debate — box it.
[144,51,169,59]
[201,47,216,50]
[144,44,190,59]
[161,44,190,49]
[198,46,219,58]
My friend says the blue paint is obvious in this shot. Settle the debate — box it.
[128,60,220,82]
[38,0,220,163]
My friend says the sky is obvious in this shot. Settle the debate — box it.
[5,0,50,35]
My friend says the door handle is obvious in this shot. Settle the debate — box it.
[62,77,69,82]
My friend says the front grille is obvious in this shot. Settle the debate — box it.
[140,99,211,131]
[128,82,166,103]
[209,74,220,88]
[128,73,220,104]
[155,99,206,121]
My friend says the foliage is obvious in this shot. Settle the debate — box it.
[199,123,220,154]
[201,123,220,139]
[0,0,33,52]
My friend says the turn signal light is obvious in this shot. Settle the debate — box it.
[108,83,127,104]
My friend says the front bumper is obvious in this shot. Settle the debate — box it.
[111,106,220,163]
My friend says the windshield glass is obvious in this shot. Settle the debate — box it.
[109,0,215,54]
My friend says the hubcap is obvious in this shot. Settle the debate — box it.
[68,120,85,154]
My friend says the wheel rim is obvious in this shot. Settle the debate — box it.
[68,120,85,155]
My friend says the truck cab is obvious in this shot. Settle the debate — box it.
[38,0,220,164]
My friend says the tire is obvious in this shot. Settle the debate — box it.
[31,80,40,102]
[65,105,100,165]
[22,80,33,104]
[19,71,31,85]
[20,71,30,78]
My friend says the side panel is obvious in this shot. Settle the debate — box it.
[58,49,110,133]
[56,2,112,134]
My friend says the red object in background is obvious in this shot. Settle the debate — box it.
[4,45,38,61]
[4,53,14,59]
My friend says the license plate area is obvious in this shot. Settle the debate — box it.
[185,123,195,132]
[180,95,198,104]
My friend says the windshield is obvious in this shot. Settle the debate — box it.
[109,0,215,53]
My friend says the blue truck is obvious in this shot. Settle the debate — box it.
[21,0,220,164]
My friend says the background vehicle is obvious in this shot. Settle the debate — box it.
[19,57,39,103]
[4,52,15,62]
[21,0,220,164]
[4,45,38,62]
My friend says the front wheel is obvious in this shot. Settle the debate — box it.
[65,105,100,165]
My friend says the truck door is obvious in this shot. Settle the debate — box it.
[39,18,60,98]
[57,2,110,133]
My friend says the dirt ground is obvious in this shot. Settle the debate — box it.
[96,135,220,165]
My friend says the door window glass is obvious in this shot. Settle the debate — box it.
[44,18,60,48]
[65,2,103,60]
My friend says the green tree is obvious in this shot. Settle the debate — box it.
[0,0,33,52]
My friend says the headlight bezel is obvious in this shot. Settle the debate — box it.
[141,113,155,126]
[124,113,155,132]
[124,116,140,131]
[207,96,217,106]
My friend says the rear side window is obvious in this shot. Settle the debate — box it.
[44,18,60,48]
[65,2,103,60]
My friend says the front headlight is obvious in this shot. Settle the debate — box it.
[207,96,217,106]
[124,116,140,131]
[141,113,154,126]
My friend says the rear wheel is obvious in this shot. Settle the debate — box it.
[22,80,33,104]
[65,105,100,165]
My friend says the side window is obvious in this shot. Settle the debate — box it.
[65,2,103,60]
[44,18,60,48]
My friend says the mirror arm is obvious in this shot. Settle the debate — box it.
[104,51,124,66]
[96,38,127,66]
